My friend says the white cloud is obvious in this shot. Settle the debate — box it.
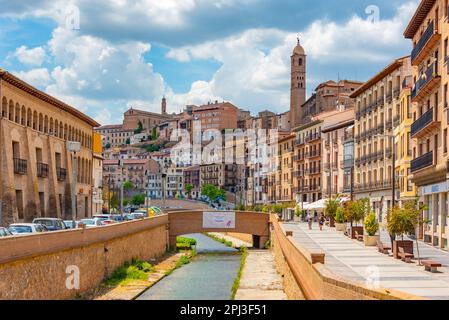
[14,45,46,66]
[12,68,51,87]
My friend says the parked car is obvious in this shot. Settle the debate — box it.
[124,213,145,221]
[0,227,13,237]
[80,218,103,228]
[111,215,126,222]
[101,219,117,225]
[8,223,48,235]
[32,218,66,231]
[93,214,115,223]
[63,220,79,229]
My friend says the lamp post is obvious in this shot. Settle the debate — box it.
[68,141,81,227]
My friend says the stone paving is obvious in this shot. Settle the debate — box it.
[282,222,449,300]
[235,250,289,300]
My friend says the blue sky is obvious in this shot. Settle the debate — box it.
[0,0,419,125]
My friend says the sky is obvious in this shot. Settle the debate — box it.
[0,0,420,125]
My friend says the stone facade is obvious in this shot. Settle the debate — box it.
[0,69,100,225]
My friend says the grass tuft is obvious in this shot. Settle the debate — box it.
[230,246,248,300]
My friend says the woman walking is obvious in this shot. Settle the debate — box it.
[307,212,313,230]
[318,213,325,231]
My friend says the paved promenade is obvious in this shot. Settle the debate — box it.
[282,222,449,299]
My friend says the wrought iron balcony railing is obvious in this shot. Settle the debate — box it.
[37,162,48,178]
[411,151,434,173]
[13,158,27,175]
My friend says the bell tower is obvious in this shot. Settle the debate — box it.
[161,96,167,114]
[290,37,306,128]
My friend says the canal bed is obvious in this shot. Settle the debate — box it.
[137,233,241,300]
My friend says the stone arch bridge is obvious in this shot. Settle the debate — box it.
[167,210,271,248]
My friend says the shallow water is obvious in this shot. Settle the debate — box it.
[138,233,241,300]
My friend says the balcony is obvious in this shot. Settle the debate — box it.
[411,21,441,66]
[412,63,441,102]
[411,108,440,138]
[305,150,321,159]
[341,158,354,168]
[411,151,434,173]
[393,87,400,99]
[305,133,321,143]
[13,158,27,175]
[37,162,48,178]
[57,167,67,181]
[343,131,354,143]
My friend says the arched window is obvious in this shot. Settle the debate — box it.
[49,118,54,135]
[44,116,48,133]
[21,106,26,126]
[55,120,59,137]
[59,122,63,139]
[1,97,7,117]
[39,113,43,132]
[298,58,302,66]
[27,108,32,127]
[32,111,38,130]
[64,124,68,140]
[9,100,14,121]
[15,103,20,123]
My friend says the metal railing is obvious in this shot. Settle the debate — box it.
[57,167,67,181]
[411,21,435,63]
[37,162,48,178]
[13,158,27,175]
[411,151,434,173]
[412,63,439,100]
[411,108,434,137]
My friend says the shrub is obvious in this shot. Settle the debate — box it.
[335,207,345,223]
[364,212,379,236]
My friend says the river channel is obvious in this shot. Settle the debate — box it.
[137,233,241,300]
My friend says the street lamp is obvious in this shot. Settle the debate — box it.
[68,141,81,227]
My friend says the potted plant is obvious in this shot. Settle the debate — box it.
[334,207,346,232]
[387,204,417,260]
[324,196,340,228]
[343,199,368,239]
[363,212,379,246]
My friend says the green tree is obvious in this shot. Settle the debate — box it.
[110,192,119,209]
[364,212,379,236]
[185,183,193,198]
[131,194,146,206]
[105,143,111,149]
[123,181,134,191]
[151,127,159,141]
[201,184,226,202]
[344,198,369,227]
[134,121,143,134]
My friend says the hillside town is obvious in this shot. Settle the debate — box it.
[2,0,449,303]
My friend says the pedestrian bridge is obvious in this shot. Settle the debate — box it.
[167,210,271,248]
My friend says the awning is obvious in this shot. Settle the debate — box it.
[302,197,350,211]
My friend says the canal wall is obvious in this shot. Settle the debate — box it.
[270,215,422,300]
[0,216,168,300]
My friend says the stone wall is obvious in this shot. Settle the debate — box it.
[270,215,422,300]
[0,216,168,300]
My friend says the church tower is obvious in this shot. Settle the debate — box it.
[290,38,306,128]
[161,96,167,114]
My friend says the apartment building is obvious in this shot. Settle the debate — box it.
[404,0,449,248]
[301,80,363,124]
[394,76,417,205]
[92,132,104,215]
[165,167,184,198]
[293,120,323,204]
[0,69,100,225]
[279,135,295,202]
[192,101,238,131]
[183,166,200,199]
[321,109,355,198]
[200,163,237,192]
[351,56,411,222]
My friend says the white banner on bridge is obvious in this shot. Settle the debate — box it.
[203,211,236,229]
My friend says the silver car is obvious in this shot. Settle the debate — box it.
[8,223,48,235]
[0,227,13,237]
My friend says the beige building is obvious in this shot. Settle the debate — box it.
[0,69,100,225]
[351,56,411,222]
[279,135,295,202]
[293,119,323,204]
[321,109,355,198]
[193,101,238,131]
[405,0,449,248]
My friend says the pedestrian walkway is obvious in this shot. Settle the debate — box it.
[282,222,449,300]
[235,250,289,300]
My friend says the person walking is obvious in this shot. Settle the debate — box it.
[318,213,325,231]
[307,212,313,230]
